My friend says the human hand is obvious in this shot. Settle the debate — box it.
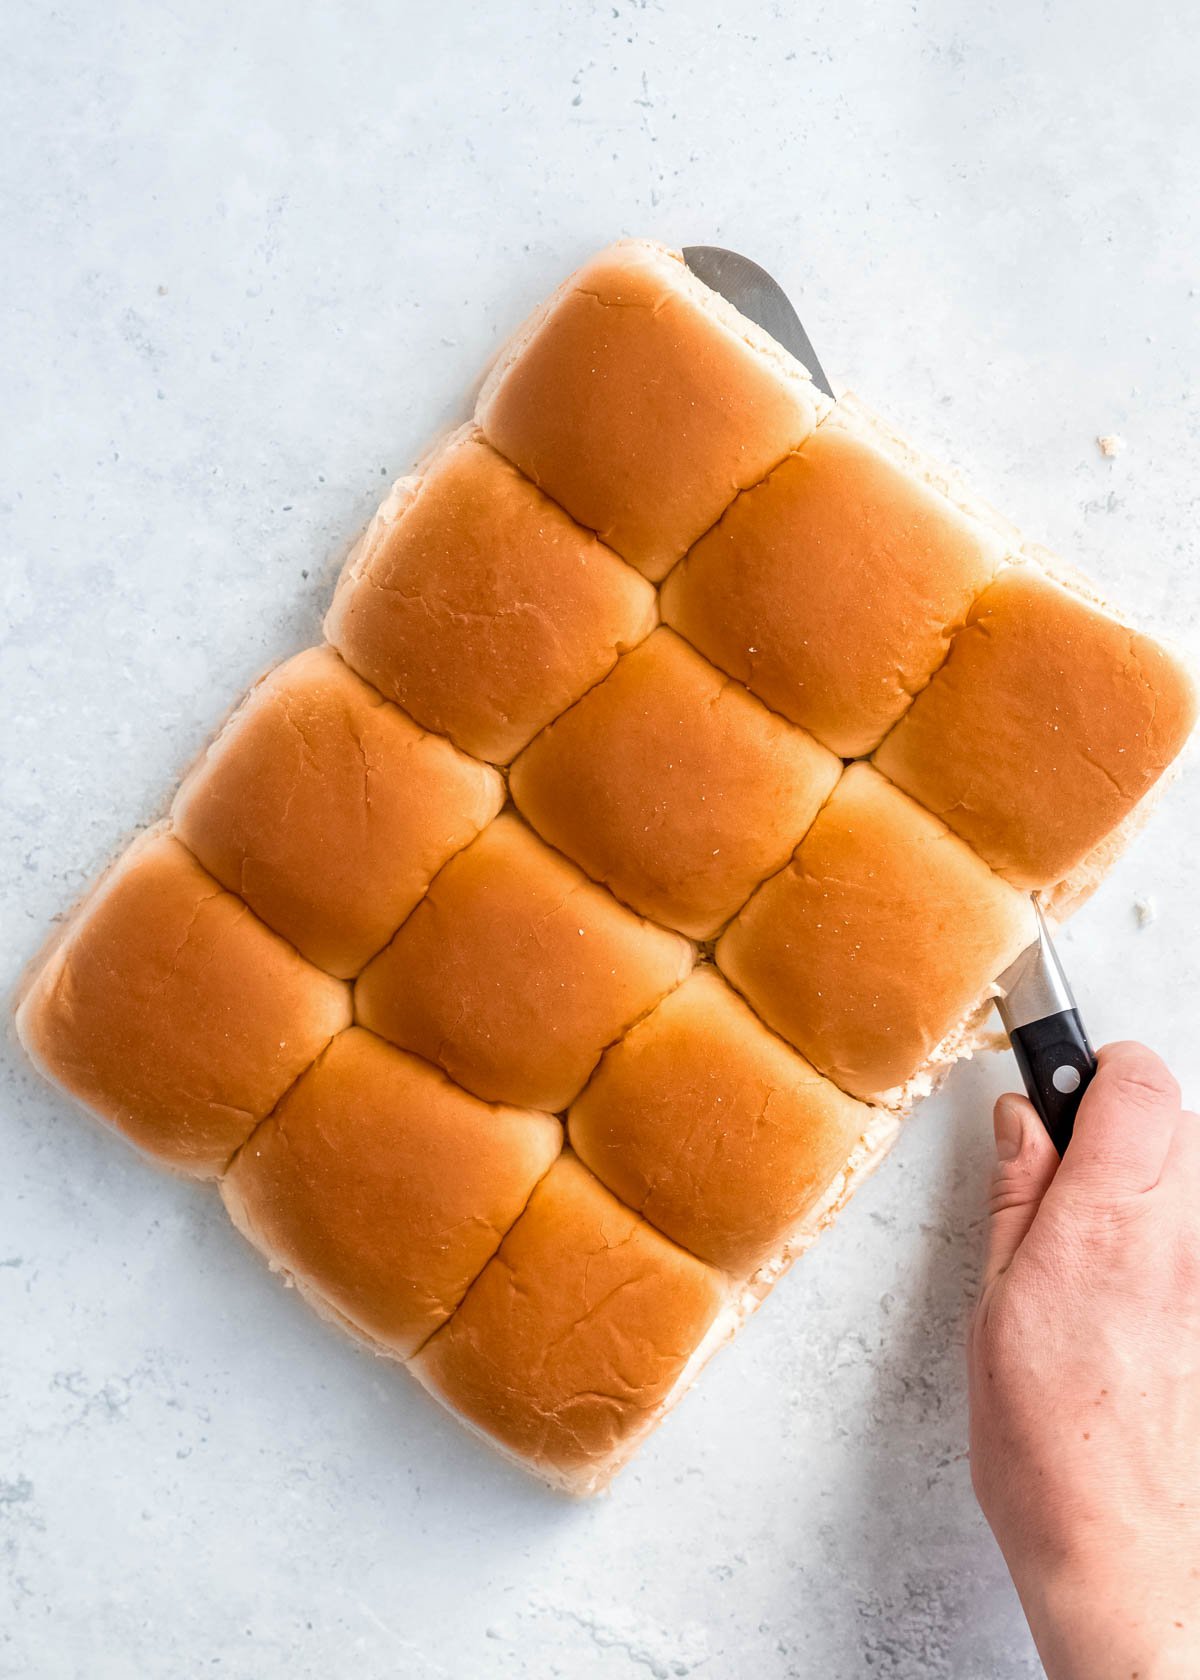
[969,1042,1200,1680]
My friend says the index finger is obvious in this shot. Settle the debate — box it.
[1049,1040,1182,1197]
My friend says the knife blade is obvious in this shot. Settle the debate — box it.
[682,246,835,399]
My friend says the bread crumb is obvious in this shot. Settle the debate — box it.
[1134,895,1156,927]
[1097,434,1126,458]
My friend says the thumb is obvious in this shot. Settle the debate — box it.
[982,1092,1060,1290]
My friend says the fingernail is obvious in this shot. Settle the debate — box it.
[994,1094,1025,1162]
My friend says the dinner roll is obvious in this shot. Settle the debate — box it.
[569,967,874,1274]
[661,413,1008,755]
[873,565,1199,888]
[412,1153,727,1490]
[325,429,658,763]
[476,239,821,580]
[222,1028,562,1357]
[355,814,694,1112]
[174,646,503,977]
[717,765,1034,1100]
[15,832,351,1176]
[510,628,842,938]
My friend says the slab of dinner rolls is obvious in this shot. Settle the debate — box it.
[15,832,351,1176]
[476,239,824,580]
[412,1153,728,1490]
[355,813,694,1112]
[569,967,875,1274]
[660,411,1009,756]
[510,628,842,939]
[17,238,1198,1496]
[174,646,504,977]
[222,1028,562,1357]
[873,565,1198,888]
[717,764,1035,1100]
[325,428,658,764]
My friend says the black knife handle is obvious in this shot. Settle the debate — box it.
[1008,1009,1098,1156]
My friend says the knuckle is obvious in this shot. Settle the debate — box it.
[1100,1047,1180,1111]
[987,1183,1035,1219]
[1111,1068,1180,1110]
[986,1155,1050,1221]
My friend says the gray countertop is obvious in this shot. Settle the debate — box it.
[3,3,1198,1675]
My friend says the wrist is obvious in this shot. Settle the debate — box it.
[1013,1550,1200,1680]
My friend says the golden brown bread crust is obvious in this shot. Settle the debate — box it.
[660,414,1008,756]
[509,628,842,938]
[324,430,659,764]
[15,832,351,1176]
[716,764,1034,1100]
[354,813,695,1112]
[568,967,875,1274]
[411,1153,727,1476]
[221,1028,562,1356]
[173,647,504,977]
[476,239,821,581]
[873,565,1199,888]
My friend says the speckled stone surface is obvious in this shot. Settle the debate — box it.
[3,3,1198,1676]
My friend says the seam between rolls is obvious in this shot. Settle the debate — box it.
[569,953,866,1128]
[647,391,850,597]
[167,825,365,982]
[409,1146,733,1392]
[480,395,822,594]
[711,958,868,1107]
[223,1020,570,1189]
[866,544,1190,887]
[219,1019,569,1366]
[563,1071,794,1282]
[421,797,700,955]
[331,586,661,771]
[508,634,844,944]
[466,423,659,587]
[866,563,1014,770]
[475,236,827,578]
[517,621,834,789]
[711,761,1032,1110]
[572,951,699,1101]
[699,756,850,951]
[219,1024,347,1181]
[168,650,506,985]
[336,790,511,987]
[652,437,821,597]
[479,595,664,781]
[348,803,697,1116]
[403,1132,567,1365]
[389,419,654,573]
[864,754,1038,895]
[327,445,661,774]
[211,746,500,985]
[661,398,1026,759]
[703,752,875,1104]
